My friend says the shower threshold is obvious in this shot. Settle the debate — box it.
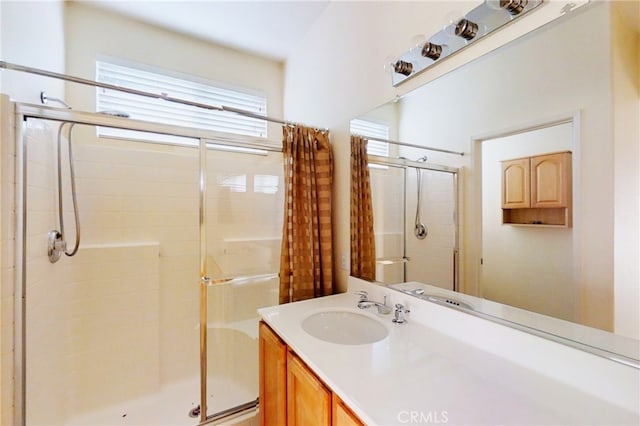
[65,377,256,426]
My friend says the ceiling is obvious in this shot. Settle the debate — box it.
[88,0,330,62]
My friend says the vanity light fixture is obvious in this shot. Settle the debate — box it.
[389,0,542,86]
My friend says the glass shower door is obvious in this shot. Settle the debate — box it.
[202,142,283,418]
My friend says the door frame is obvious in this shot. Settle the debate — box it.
[469,111,581,309]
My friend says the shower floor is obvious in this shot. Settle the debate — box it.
[66,376,256,426]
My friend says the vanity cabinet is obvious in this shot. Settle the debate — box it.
[332,394,363,426]
[259,321,364,426]
[259,321,287,425]
[287,350,331,425]
[501,151,572,227]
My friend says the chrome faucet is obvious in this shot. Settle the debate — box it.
[355,291,392,315]
[392,303,410,324]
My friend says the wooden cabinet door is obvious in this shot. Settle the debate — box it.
[259,322,287,426]
[531,152,571,208]
[502,158,530,208]
[332,394,364,426]
[287,351,331,426]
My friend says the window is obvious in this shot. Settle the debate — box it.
[350,119,390,157]
[96,60,268,142]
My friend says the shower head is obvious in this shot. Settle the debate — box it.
[99,110,130,118]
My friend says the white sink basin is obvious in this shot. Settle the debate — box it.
[301,311,388,345]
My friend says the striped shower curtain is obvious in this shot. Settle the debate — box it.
[350,135,376,281]
[279,125,334,303]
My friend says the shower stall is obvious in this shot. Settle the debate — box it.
[14,102,283,425]
[367,155,459,291]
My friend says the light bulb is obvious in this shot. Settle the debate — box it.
[442,10,465,37]
[409,34,428,55]
[485,0,504,11]
[383,55,397,75]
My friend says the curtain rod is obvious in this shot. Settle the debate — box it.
[0,60,328,132]
[367,154,459,174]
[356,134,465,156]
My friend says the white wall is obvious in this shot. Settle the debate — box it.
[481,123,574,321]
[0,0,66,103]
[284,0,587,294]
[64,2,283,140]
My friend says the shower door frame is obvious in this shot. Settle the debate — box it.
[367,155,460,291]
[13,102,281,425]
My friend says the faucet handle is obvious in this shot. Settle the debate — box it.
[392,303,410,324]
[354,290,368,301]
[395,303,409,312]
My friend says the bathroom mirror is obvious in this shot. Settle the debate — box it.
[350,1,639,362]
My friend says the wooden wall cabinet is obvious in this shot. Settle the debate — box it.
[502,157,530,209]
[501,151,572,227]
[259,321,364,426]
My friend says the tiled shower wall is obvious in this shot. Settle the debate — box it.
[405,168,456,289]
[17,118,282,424]
[1,97,17,426]
[26,120,192,424]
[370,165,456,289]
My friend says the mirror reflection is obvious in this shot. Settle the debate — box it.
[350,1,639,358]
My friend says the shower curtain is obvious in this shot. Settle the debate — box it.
[350,136,376,281]
[279,125,334,303]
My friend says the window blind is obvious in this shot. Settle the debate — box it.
[96,61,268,140]
[350,119,390,157]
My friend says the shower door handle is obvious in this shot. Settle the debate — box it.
[201,273,277,286]
[201,275,238,285]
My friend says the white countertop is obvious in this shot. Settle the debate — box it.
[391,281,640,362]
[258,281,639,426]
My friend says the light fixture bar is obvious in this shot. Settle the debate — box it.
[391,0,543,86]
